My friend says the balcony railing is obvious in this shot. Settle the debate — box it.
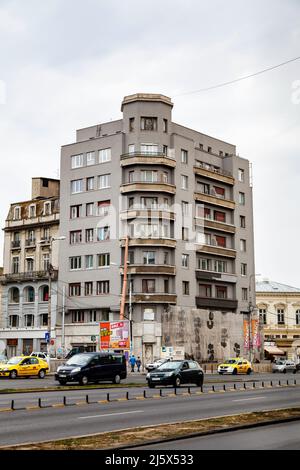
[126,292,177,304]
[11,240,21,249]
[25,239,36,247]
[121,150,175,160]
[196,296,238,310]
[195,161,233,178]
[0,270,58,284]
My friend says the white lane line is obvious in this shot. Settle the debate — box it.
[233,397,266,402]
[78,410,144,420]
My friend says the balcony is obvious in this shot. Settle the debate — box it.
[11,240,21,250]
[25,239,36,248]
[127,293,177,304]
[121,264,176,276]
[120,238,176,249]
[196,270,237,283]
[194,191,235,210]
[195,217,236,234]
[121,208,175,221]
[196,243,236,258]
[121,151,176,168]
[196,296,238,310]
[121,181,176,195]
[39,237,51,245]
[194,162,234,185]
[0,270,58,284]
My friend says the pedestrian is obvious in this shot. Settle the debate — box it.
[129,354,136,372]
[136,356,142,372]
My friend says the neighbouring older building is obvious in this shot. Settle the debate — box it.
[58,93,255,362]
[0,178,60,357]
[256,279,300,361]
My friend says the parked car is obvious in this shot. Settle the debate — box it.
[218,358,252,375]
[30,351,50,366]
[0,356,49,379]
[146,360,204,388]
[272,359,297,374]
[64,346,92,360]
[55,352,127,385]
[145,358,171,372]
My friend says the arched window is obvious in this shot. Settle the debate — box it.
[24,286,35,303]
[9,287,20,304]
[40,285,49,302]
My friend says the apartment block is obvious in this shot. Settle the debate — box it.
[0,178,60,357]
[58,93,255,362]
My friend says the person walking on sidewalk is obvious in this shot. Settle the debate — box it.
[129,355,136,372]
[136,356,142,372]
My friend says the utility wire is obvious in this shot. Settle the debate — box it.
[174,55,300,97]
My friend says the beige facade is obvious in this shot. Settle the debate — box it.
[256,280,300,361]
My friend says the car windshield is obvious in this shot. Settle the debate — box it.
[275,360,285,365]
[66,354,92,367]
[157,361,182,371]
[7,357,21,365]
[224,359,237,364]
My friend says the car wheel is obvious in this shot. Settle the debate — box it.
[232,368,237,375]
[58,379,67,385]
[246,368,252,375]
[38,369,46,379]
[79,375,89,386]
[283,369,287,374]
[9,370,17,379]
[196,378,203,387]
[113,374,121,384]
[174,377,181,388]
[293,369,297,374]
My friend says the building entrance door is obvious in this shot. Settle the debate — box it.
[144,344,153,363]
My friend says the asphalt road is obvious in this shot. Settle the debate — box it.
[134,420,300,450]
[0,385,299,447]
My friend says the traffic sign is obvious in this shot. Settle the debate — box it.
[45,332,50,343]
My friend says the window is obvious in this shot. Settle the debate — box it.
[140,197,158,209]
[163,252,169,265]
[97,281,110,295]
[242,288,248,301]
[214,211,226,223]
[207,146,212,153]
[240,239,246,252]
[141,170,158,183]
[85,228,94,243]
[215,235,226,247]
[198,258,211,271]
[213,186,225,198]
[71,179,83,194]
[129,118,135,132]
[69,283,81,297]
[12,257,19,274]
[164,279,169,293]
[40,314,48,326]
[183,281,189,295]
[128,251,135,264]
[86,177,95,191]
[239,192,245,205]
[72,311,84,323]
[162,171,169,183]
[97,200,110,217]
[259,309,267,325]
[86,151,95,166]
[181,175,188,189]
[71,154,83,169]
[163,119,168,133]
[24,315,34,327]
[198,182,210,194]
[43,227,50,241]
[163,145,168,156]
[140,143,158,153]
[241,263,247,276]
[85,282,93,296]
[142,279,155,293]
[214,260,227,273]
[199,284,212,297]
[70,205,82,219]
[42,179,49,187]
[240,215,246,228]
[296,310,300,325]
[24,286,35,303]
[199,143,203,150]
[98,253,110,267]
[182,227,189,241]
[182,254,189,268]
[41,285,49,302]
[216,286,227,299]
[70,230,82,244]
[9,315,19,327]
[13,207,21,220]
[128,170,135,183]
[86,203,94,217]
[128,197,134,209]
[98,174,111,189]
[219,151,224,156]
[97,226,110,241]
[85,255,94,270]
[143,251,156,265]
[99,148,111,163]
[181,149,188,164]
[29,205,36,218]
[182,201,189,216]
[277,309,285,325]
[43,254,50,271]
[238,168,245,182]
[26,258,34,272]
[139,224,158,238]
[89,310,97,322]
[10,287,20,304]
[140,117,157,131]
[128,144,135,154]
[70,256,82,270]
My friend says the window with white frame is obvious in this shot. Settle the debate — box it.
[69,284,81,297]
[181,175,188,189]
[182,254,189,268]
[98,174,111,189]
[241,263,247,276]
[70,205,82,219]
[85,282,93,296]
[97,226,110,241]
[238,168,245,182]
[86,177,95,191]
[198,258,211,271]
[85,228,94,243]
[99,148,111,163]
[26,257,34,272]
[70,230,82,244]
[85,255,94,270]
[71,154,83,169]
[12,256,19,274]
[13,206,21,220]
[277,309,285,324]
[97,200,111,217]
[141,170,158,183]
[86,151,95,166]
[140,117,157,131]
[97,280,110,295]
[43,202,51,216]
[98,253,110,267]
[239,192,245,205]
[143,251,156,265]
[259,309,267,325]
[214,260,227,273]
[70,256,82,270]
[29,205,36,218]
[86,203,94,217]
[181,149,188,164]
[140,143,158,153]
[71,179,83,194]
[43,253,50,271]
[240,239,246,252]
[72,310,84,322]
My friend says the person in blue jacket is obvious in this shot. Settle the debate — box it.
[129,355,136,372]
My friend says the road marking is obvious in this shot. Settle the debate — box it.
[233,396,266,402]
[78,410,144,420]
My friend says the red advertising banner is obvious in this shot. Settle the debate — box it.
[100,322,111,350]
[243,320,250,350]
[100,321,130,350]
[251,319,260,348]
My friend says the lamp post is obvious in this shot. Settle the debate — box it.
[248,273,261,362]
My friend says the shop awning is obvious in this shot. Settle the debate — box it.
[264,345,285,355]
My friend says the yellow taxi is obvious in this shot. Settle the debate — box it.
[218,358,252,375]
[0,356,49,379]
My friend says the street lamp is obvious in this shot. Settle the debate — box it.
[248,273,261,362]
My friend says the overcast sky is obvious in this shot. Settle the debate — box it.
[0,0,299,286]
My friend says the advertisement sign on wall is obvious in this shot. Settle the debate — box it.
[100,321,130,350]
[251,319,260,348]
[243,320,250,350]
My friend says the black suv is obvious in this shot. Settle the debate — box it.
[146,360,204,388]
[55,352,127,385]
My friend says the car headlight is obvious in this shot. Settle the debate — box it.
[57,366,63,372]
[164,372,174,377]
[70,367,81,374]
[3,368,9,372]
[146,373,150,379]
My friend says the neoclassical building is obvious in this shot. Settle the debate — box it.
[256,280,300,361]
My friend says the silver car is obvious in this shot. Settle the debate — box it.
[272,359,296,374]
[145,358,170,372]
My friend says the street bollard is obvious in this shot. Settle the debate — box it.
[294,379,297,386]
[253,382,255,388]
[234,383,236,390]
[279,380,281,386]
[287,380,289,386]
[11,400,15,411]
[212,385,215,392]
[204,364,207,373]
[211,365,213,374]
[244,382,246,389]
[188,387,191,394]
[271,380,273,387]
[223,384,226,391]
[262,382,264,388]
[38,398,42,408]
[174,387,177,395]
[144,390,147,399]
[107,393,110,402]
[86,395,89,404]
[126,392,129,400]
[160,388,163,397]
[63,396,67,406]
